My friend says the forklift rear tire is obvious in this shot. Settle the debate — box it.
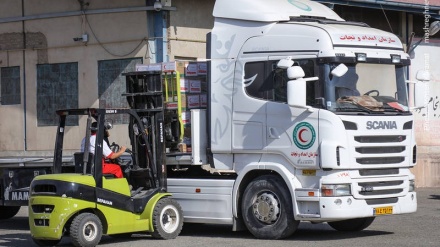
[0,206,20,220]
[31,238,60,247]
[151,197,183,239]
[70,213,103,247]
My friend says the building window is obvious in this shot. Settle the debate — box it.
[98,58,142,124]
[1,66,21,105]
[37,63,78,126]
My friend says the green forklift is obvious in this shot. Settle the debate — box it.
[29,107,183,247]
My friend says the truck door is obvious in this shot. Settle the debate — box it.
[232,59,269,152]
[265,58,320,169]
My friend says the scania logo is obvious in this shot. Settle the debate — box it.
[361,186,374,192]
[366,121,397,130]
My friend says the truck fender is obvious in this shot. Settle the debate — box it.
[231,163,301,219]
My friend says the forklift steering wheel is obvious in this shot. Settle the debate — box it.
[364,90,379,96]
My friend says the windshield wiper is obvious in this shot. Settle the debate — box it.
[335,106,372,114]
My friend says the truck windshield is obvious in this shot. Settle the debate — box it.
[322,63,408,114]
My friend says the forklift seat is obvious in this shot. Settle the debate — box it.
[129,168,153,189]
[74,152,117,178]
[73,152,94,174]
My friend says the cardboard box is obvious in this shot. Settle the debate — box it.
[186,62,198,77]
[162,61,188,75]
[197,62,207,75]
[180,78,189,93]
[200,94,207,108]
[181,94,200,109]
[181,111,191,125]
[165,102,178,109]
[188,80,201,93]
[179,79,201,93]
[136,63,162,72]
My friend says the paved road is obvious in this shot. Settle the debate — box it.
[0,188,439,247]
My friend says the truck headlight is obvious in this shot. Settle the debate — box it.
[409,179,415,192]
[321,184,351,197]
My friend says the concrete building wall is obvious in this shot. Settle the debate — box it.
[410,41,440,187]
[168,0,215,60]
[0,0,151,156]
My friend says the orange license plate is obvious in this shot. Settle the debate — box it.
[302,170,316,176]
[374,206,393,215]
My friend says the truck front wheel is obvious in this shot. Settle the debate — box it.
[241,175,299,239]
[70,213,103,247]
[0,206,20,220]
[151,197,183,239]
[328,217,375,231]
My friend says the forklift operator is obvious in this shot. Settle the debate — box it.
[81,122,126,178]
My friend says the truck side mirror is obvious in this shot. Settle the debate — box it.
[286,66,318,112]
[416,70,430,81]
[331,64,348,77]
[277,56,294,69]
[287,66,306,109]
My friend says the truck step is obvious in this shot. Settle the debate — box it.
[297,213,321,218]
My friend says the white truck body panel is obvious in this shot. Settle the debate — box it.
[167,178,235,224]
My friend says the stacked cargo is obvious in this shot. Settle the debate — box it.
[136,61,208,152]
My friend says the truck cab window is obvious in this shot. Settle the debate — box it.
[323,63,409,113]
[244,59,316,104]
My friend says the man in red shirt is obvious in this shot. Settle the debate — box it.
[81,122,127,178]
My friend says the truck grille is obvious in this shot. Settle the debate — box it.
[354,135,406,143]
[356,157,405,164]
[359,169,399,176]
[353,134,408,167]
[355,146,405,154]
[365,197,398,205]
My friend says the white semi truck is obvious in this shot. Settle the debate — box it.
[155,0,422,239]
[23,0,425,240]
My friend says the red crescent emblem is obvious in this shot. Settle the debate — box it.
[298,129,308,143]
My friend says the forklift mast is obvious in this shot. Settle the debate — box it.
[123,70,167,188]
[52,106,167,191]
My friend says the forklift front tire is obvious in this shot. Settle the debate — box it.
[151,197,183,239]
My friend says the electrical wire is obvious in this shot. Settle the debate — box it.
[380,4,394,33]
[83,12,146,57]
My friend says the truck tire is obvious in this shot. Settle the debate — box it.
[70,213,103,247]
[151,197,183,239]
[0,206,20,220]
[241,175,299,239]
[31,238,60,246]
[328,217,375,231]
